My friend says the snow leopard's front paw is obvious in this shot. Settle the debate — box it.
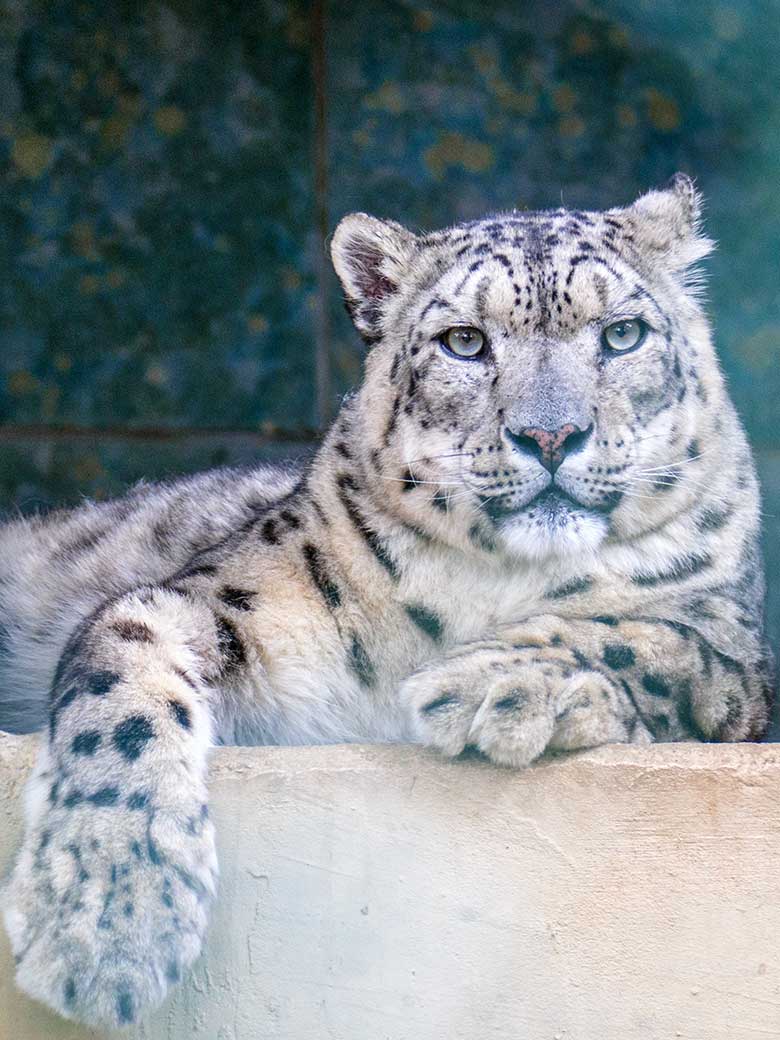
[3,792,218,1028]
[401,644,643,767]
[402,655,558,767]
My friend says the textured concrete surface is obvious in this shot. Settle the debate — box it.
[2,735,780,1039]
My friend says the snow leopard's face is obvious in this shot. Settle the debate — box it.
[332,175,718,559]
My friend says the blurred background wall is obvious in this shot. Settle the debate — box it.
[0,0,778,652]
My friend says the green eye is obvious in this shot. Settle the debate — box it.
[602,318,648,353]
[441,326,486,359]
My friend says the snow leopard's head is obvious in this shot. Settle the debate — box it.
[331,174,722,560]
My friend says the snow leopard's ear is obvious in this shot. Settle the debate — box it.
[619,173,714,272]
[331,214,418,343]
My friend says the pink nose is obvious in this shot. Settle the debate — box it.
[505,423,592,473]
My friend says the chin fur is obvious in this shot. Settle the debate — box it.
[496,507,608,561]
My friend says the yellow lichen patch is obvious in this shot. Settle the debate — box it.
[53,353,73,373]
[608,25,630,48]
[70,221,99,260]
[352,126,373,149]
[493,80,537,116]
[41,385,60,420]
[106,268,127,289]
[424,132,495,179]
[569,29,595,55]
[739,325,780,374]
[145,363,169,387]
[11,132,53,179]
[558,114,586,138]
[412,8,434,32]
[468,43,498,77]
[74,455,105,483]
[616,104,638,129]
[247,313,269,334]
[7,370,38,395]
[281,267,302,291]
[101,111,135,150]
[78,274,101,295]
[645,89,680,132]
[552,84,577,114]
[154,105,187,136]
[363,82,406,115]
[97,70,121,96]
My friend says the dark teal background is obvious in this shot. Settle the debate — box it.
[1,1,778,672]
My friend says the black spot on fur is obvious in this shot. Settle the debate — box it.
[697,505,732,532]
[603,643,635,670]
[261,517,280,544]
[280,509,301,529]
[88,786,120,807]
[54,528,108,558]
[64,978,76,1008]
[112,619,154,642]
[384,394,401,444]
[592,616,619,626]
[302,542,342,609]
[468,523,497,553]
[546,576,593,599]
[572,648,591,669]
[400,468,420,492]
[651,713,671,735]
[216,615,247,672]
[422,693,459,714]
[49,686,79,736]
[676,680,707,740]
[127,791,149,810]
[632,554,712,587]
[63,789,83,808]
[218,586,255,611]
[494,692,525,712]
[178,562,218,579]
[641,673,671,698]
[405,604,444,642]
[348,634,375,687]
[71,731,102,756]
[169,699,192,730]
[112,715,154,761]
[173,666,199,690]
[431,490,449,512]
[116,989,135,1025]
[89,670,121,696]
[336,479,399,578]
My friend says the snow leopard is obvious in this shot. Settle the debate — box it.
[0,173,773,1028]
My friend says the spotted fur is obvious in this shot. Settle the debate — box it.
[1,174,773,1027]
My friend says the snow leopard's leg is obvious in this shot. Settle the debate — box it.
[2,583,237,1029]
[401,614,771,767]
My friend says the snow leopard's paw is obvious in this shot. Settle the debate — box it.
[4,792,217,1028]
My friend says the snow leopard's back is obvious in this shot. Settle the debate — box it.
[0,462,301,733]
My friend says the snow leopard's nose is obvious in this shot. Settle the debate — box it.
[504,423,593,474]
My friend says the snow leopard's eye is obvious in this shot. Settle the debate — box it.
[602,318,648,354]
[439,326,486,359]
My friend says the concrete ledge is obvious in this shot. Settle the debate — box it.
[2,735,780,1039]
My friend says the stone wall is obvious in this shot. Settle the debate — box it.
[2,734,779,1038]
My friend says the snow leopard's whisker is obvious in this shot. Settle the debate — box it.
[381,476,468,488]
[401,451,473,467]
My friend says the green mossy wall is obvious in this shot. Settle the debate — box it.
[1,0,778,653]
